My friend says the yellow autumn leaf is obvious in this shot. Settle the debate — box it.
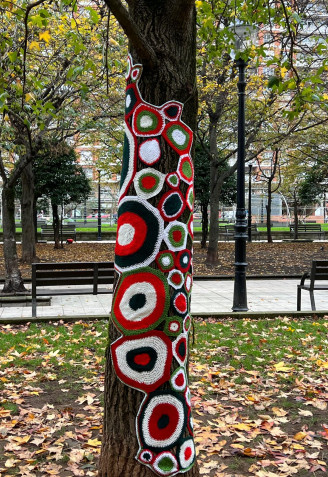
[12,435,30,444]
[87,438,102,447]
[294,431,307,441]
[273,361,293,372]
[29,41,40,51]
[234,423,252,431]
[39,31,51,43]
[25,93,34,102]
[280,66,288,78]
[109,38,118,47]
[316,359,328,368]
[323,94,328,100]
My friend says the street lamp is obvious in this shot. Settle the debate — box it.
[97,169,102,241]
[248,163,253,242]
[231,22,258,312]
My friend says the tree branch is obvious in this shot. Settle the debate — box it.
[103,0,157,67]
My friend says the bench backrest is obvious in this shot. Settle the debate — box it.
[225,224,258,232]
[32,261,115,288]
[41,225,76,231]
[290,224,321,231]
[310,260,328,287]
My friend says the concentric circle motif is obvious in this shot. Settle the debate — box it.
[170,367,187,392]
[161,101,182,121]
[172,290,188,318]
[176,250,191,273]
[133,104,165,137]
[177,438,195,470]
[183,315,192,333]
[166,172,180,189]
[184,274,192,295]
[119,122,137,200]
[164,317,183,337]
[173,334,188,366]
[177,155,194,185]
[153,451,179,476]
[131,66,142,82]
[112,268,169,335]
[138,391,187,451]
[167,269,184,290]
[163,122,192,155]
[187,407,194,436]
[186,185,194,212]
[164,222,188,252]
[134,168,166,199]
[111,331,172,392]
[137,449,155,465]
[115,197,164,271]
[187,214,194,239]
[139,138,161,165]
[125,83,140,118]
[156,251,175,273]
[158,190,185,222]
[184,387,192,407]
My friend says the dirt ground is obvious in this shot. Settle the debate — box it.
[0,241,327,279]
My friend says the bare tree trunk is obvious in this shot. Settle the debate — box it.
[200,201,209,248]
[294,200,299,240]
[1,186,27,294]
[52,203,61,249]
[21,162,37,263]
[266,180,273,243]
[206,122,221,265]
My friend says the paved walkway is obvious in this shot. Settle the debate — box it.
[0,279,327,320]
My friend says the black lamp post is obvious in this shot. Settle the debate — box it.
[324,190,326,224]
[97,169,102,241]
[231,23,257,312]
[248,163,253,242]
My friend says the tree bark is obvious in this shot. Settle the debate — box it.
[52,203,61,249]
[1,185,27,294]
[266,180,273,243]
[21,162,37,263]
[99,1,199,476]
[200,201,209,248]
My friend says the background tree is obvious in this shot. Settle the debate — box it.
[34,144,91,248]
[0,0,125,286]
[255,149,282,243]
[195,0,328,265]
[194,142,236,248]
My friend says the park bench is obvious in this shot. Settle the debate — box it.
[297,260,328,311]
[31,261,115,317]
[41,224,76,242]
[224,224,259,241]
[290,223,324,240]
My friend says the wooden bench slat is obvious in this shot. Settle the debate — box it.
[33,262,113,270]
[35,269,114,279]
[35,277,115,286]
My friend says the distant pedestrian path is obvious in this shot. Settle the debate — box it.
[0,279,327,321]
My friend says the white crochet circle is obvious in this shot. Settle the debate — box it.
[179,439,195,469]
[126,95,132,108]
[140,115,153,128]
[142,394,185,448]
[113,335,168,386]
[172,129,186,145]
[162,256,171,266]
[119,282,156,322]
[139,139,161,165]
[117,223,135,246]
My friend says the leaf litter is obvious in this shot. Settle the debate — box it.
[0,317,327,476]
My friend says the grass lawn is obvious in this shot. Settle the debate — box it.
[0,317,327,476]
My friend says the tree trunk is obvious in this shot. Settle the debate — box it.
[206,122,221,266]
[52,203,61,249]
[294,200,299,240]
[200,201,209,248]
[266,181,272,243]
[99,2,199,476]
[1,185,27,294]
[21,162,37,263]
